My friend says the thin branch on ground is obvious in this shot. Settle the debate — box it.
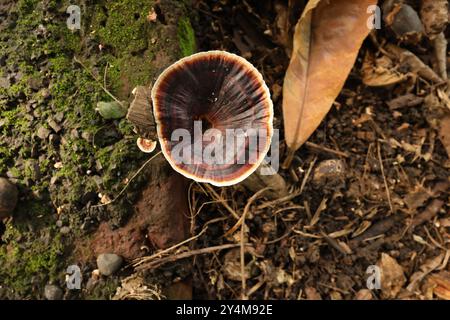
[91,151,162,208]
[377,141,394,214]
[240,188,270,300]
[203,183,240,220]
[73,56,124,106]
[135,243,248,271]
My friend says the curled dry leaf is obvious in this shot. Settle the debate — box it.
[282,0,377,167]
[362,51,408,87]
[428,271,450,300]
[407,253,445,292]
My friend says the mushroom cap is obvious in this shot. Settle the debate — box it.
[137,137,157,153]
[151,51,273,186]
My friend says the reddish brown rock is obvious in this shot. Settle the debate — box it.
[86,172,189,260]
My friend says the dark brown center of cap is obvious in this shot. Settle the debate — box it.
[151,51,273,186]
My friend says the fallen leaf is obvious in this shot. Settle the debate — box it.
[282,0,377,167]
[407,253,446,292]
[362,52,408,87]
[428,271,450,300]
[355,289,373,300]
[378,253,406,299]
[304,286,322,300]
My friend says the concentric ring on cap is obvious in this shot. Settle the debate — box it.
[151,51,273,186]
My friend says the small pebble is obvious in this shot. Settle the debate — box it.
[44,284,63,300]
[36,126,51,140]
[60,226,71,234]
[97,253,123,276]
[312,159,346,186]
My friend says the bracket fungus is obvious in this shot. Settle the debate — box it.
[137,137,157,153]
[128,51,274,186]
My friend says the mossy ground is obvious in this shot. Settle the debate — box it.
[0,0,194,299]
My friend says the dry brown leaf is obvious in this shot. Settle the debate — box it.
[282,0,377,167]
[378,253,406,299]
[428,271,450,300]
[407,253,446,292]
[354,289,373,300]
[304,286,322,300]
[362,52,408,87]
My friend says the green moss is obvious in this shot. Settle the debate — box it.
[0,204,64,297]
[94,0,152,54]
[177,17,196,57]
[85,279,120,300]
[0,0,195,299]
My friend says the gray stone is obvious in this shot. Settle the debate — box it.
[47,118,61,133]
[0,77,10,89]
[44,284,63,300]
[54,112,64,123]
[312,159,346,187]
[36,126,50,140]
[60,226,71,234]
[97,253,123,276]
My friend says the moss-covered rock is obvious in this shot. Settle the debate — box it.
[0,0,195,299]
